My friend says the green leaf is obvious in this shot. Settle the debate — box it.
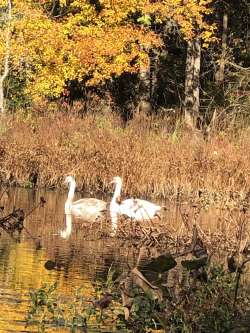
[137,14,151,26]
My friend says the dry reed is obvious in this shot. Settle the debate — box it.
[0,112,249,202]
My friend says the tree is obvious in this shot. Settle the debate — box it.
[184,37,201,129]
[0,0,12,113]
[133,0,216,122]
[0,0,217,112]
[215,11,228,85]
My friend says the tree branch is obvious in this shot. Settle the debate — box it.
[227,61,250,71]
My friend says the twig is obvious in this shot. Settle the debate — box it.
[227,61,250,71]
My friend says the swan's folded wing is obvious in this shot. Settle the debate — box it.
[72,198,107,221]
[73,198,107,208]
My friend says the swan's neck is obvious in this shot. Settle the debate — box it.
[110,181,122,235]
[68,179,76,202]
[65,179,75,214]
[111,182,122,203]
[65,201,72,214]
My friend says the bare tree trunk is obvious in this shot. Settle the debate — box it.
[184,40,195,128]
[193,37,201,117]
[137,50,156,115]
[184,37,201,129]
[215,12,228,84]
[0,0,12,114]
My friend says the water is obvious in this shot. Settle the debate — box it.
[0,187,249,332]
[0,188,139,332]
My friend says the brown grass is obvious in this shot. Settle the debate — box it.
[0,111,249,201]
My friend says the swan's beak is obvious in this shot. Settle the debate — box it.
[110,179,115,184]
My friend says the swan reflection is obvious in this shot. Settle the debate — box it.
[60,213,72,239]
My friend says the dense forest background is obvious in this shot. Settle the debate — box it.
[0,0,249,129]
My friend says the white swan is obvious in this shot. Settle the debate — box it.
[65,176,107,221]
[60,214,72,239]
[110,176,164,223]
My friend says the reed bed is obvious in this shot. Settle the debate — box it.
[0,112,249,202]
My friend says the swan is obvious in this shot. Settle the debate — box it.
[110,176,164,222]
[64,176,107,222]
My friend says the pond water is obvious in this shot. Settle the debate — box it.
[0,188,133,332]
[0,187,248,332]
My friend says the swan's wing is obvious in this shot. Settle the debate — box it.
[120,198,137,210]
[119,198,162,221]
[119,198,150,219]
[73,198,107,208]
[71,198,107,221]
[135,199,162,220]
[119,199,137,217]
[134,199,161,212]
[120,198,161,220]
[121,198,160,211]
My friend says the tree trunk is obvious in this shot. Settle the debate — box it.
[137,50,155,115]
[0,0,12,114]
[184,37,201,129]
[215,12,228,84]
[193,37,201,117]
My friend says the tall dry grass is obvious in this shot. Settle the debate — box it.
[0,111,249,200]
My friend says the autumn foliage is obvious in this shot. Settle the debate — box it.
[0,0,216,103]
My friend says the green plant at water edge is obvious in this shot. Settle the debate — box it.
[163,265,239,333]
[26,283,94,332]
[26,270,125,333]
[125,291,164,333]
[115,263,250,333]
[26,282,62,333]
[25,262,250,333]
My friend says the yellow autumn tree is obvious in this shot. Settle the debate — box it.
[0,0,216,106]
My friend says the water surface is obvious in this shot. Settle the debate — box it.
[0,188,137,332]
[0,187,248,332]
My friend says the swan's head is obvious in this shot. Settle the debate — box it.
[65,176,75,184]
[111,176,122,185]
